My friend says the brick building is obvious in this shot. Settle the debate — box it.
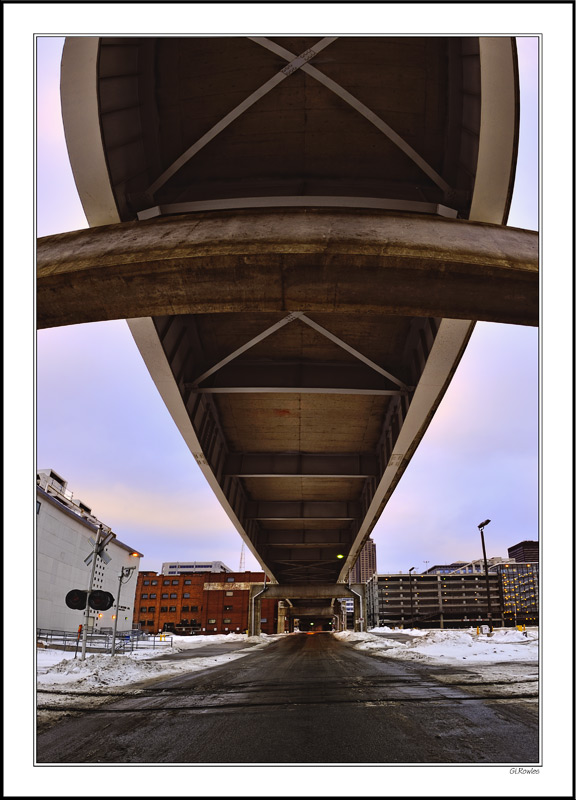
[133,570,279,635]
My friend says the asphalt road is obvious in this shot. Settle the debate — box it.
[36,632,538,764]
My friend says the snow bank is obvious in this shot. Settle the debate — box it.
[37,633,281,690]
[351,626,539,665]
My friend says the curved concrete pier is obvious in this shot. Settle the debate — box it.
[37,209,538,329]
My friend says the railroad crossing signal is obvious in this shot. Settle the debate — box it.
[65,589,88,610]
[65,589,115,610]
[84,530,115,566]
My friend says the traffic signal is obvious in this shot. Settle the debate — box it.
[65,589,87,609]
[88,590,114,611]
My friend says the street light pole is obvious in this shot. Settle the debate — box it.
[408,567,415,628]
[478,519,493,632]
[111,565,136,655]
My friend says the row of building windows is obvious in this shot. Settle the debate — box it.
[139,605,237,612]
[138,618,235,627]
[142,577,238,586]
[140,605,203,612]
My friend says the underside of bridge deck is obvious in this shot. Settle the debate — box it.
[43,35,532,617]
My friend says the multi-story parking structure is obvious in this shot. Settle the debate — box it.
[133,570,279,635]
[366,571,503,629]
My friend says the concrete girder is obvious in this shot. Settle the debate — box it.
[37,210,538,330]
[251,583,359,600]
[287,607,336,617]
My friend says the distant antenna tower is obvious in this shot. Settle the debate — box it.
[239,542,246,572]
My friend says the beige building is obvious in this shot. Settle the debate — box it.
[36,469,142,633]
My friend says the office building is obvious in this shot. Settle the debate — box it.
[507,541,539,563]
[490,561,539,626]
[350,538,377,583]
[161,561,232,576]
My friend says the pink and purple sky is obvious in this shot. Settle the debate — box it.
[35,35,539,575]
[4,3,572,796]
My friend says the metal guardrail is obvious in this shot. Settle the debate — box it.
[36,628,173,653]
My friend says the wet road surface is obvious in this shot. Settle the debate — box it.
[37,632,538,764]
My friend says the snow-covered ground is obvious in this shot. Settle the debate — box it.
[37,627,538,694]
[335,626,538,684]
[37,632,283,690]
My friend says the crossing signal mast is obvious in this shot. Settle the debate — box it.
[239,542,245,572]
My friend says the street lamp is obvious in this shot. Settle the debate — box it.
[408,567,415,628]
[478,519,493,632]
[111,563,137,655]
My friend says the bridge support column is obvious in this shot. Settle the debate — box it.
[277,601,288,634]
[249,584,265,637]
[350,584,366,632]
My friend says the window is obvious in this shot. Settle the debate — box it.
[226,577,235,583]
[170,593,177,599]
[140,606,147,612]
[225,591,234,596]
[190,606,199,612]
[150,593,157,599]
[208,619,216,624]
[148,606,156,612]
[223,618,231,624]
[163,580,170,585]
[151,580,158,585]
[183,593,190,598]
[161,606,168,612]
[224,605,233,611]
[139,620,146,626]
[184,580,191,585]
[169,606,177,612]
[162,593,169,599]
[146,620,154,626]
[143,580,150,586]
[172,580,179,585]
[181,606,189,612]
[141,593,148,599]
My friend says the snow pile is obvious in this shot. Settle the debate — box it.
[37,633,281,690]
[338,627,539,665]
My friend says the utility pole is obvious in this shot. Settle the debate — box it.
[80,525,114,661]
[111,566,136,655]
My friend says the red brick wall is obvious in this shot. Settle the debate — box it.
[132,571,277,634]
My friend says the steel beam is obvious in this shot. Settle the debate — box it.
[249,37,452,193]
[260,531,352,547]
[246,501,360,520]
[224,453,379,478]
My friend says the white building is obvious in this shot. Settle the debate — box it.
[36,469,142,633]
[161,560,232,575]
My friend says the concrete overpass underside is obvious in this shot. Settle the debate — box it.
[38,36,537,630]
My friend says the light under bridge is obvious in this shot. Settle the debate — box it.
[37,36,537,632]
